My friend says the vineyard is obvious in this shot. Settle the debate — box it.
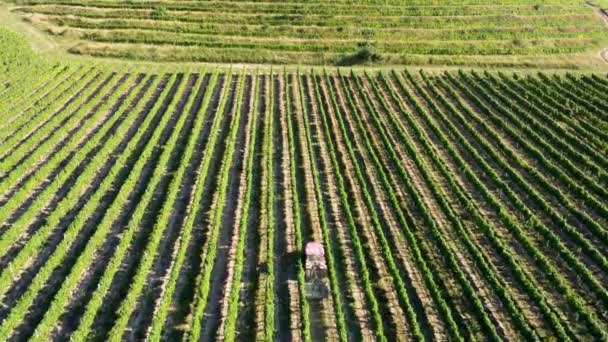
[0,59,608,341]
[1,0,608,338]
[3,0,608,67]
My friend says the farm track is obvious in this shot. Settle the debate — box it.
[290,74,329,341]
[305,75,356,340]
[0,68,607,341]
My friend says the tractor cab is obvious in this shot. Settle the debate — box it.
[304,242,329,299]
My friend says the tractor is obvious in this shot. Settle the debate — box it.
[304,242,329,299]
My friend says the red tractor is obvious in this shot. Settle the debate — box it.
[304,242,329,299]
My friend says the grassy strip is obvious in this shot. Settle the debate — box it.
[20,5,600,29]
[50,16,606,42]
[76,29,596,56]
[22,0,594,17]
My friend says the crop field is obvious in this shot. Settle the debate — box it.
[1,0,608,340]
[1,54,608,341]
[3,0,608,67]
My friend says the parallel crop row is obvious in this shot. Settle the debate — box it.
[1,68,606,341]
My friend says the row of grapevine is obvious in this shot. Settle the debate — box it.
[221,73,261,340]
[334,71,471,339]
[0,65,85,138]
[67,73,197,341]
[296,73,347,341]
[1,68,606,341]
[422,71,607,339]
[0,64,67,117]
[0,64,68,120]
[496,74,608,177]
[447,72,608,283]
[496,73,608,173]
[468,72,608,214]
[375,71,540,340]
[0,70,171,339]
[0,65,97,159]
[187,72,246,342]
[311,73,390,340]
[396,70,576,340]
[145,72,231,341]
[0,68,137,257]
[0,68,134,228]
[365,71,537,340]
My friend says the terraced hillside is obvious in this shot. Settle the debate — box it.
[4,0,608,67]
[1,61,608,341]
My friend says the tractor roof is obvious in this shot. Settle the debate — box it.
[305,242,324,256]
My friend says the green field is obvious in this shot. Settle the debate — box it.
[2,0,608,67]
[1,2,608,341]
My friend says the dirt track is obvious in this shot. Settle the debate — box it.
[585,2,608,63]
